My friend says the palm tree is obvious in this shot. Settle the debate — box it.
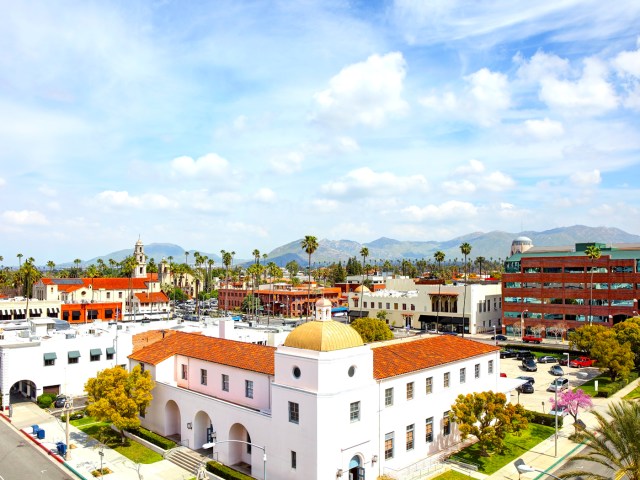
[460,242,472,337]
[73,258,82,278]
[301,236,318,319]
[86,264,99,302]
[220,250,234,313]
[185,251,189,267]
[585,245,601,326]
[359,247,369,317]
[434,251,445,333]
[46,260,56,276]
[475,256,485,278]
[559,400,640,479]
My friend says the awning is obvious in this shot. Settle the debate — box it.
[106,347,116,355]
[43,352,57,361]
[348,310,369,319]
[90,348,102,356]
[68,351,81,359]
[418,314,467,325]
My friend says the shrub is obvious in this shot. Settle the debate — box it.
[526,410,563,428]
[596,371,639,398]
[37,394,55,408]
[206,460,254,480]
[127,427,176,450]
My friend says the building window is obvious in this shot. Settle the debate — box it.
[406,424,414,451]
[181,364,188,380]
[245,380,254,399]
[384,432,394,459]
[426,377,433,394]
[460,368,466,384]
[406,382,414,400]
[488,360,494,374]
[291,451,297,469]
[45,358,55,366]
[201,369,207,386]
[425,417,433,442]
[222,374,229,391]
[385,387,394,407]
[475,364,480,379]
[350,401,360,422]
[118,292,123,299]
[444,372,450,388]
[443,411,451,436]
[289,401,299,424]
[90,353,100,362]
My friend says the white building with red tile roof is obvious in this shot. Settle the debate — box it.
[129,298,514,480]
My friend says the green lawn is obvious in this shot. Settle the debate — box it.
[624,385,640,400]
[430,470,475,480]
[449,423,555,475]
[78,423,163,464]
[70,415,101,427]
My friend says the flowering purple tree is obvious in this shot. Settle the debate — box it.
[550,388,593,435]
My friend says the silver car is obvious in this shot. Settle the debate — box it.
[547,377,569,392]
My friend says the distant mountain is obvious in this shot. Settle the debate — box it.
[70,244,222,267]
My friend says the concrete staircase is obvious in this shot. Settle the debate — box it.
[165,446,207,475]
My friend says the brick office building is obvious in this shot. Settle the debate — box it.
[502,238,640,338]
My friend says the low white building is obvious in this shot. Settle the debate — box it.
[349,278,502,335]
[130,299,514,480]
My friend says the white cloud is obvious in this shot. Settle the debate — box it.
[336,136,360,152]
[447,159,514,193]
[442,179,476,194]
[320,167,427,198]
[402,200,478,221]
[455,159,485,175]
[96,190,174,209]
[515,51,570,84]
[2,210,49,225]
[522,118,565,139]
[254,188,276,203]
[0,177,5,187]
[612,44,640,110]
[170,153,230,178]
[225,222,268,237]
[569,169,601,186]
[312,52,408,128]
[270,152,303,174]
[483,171,516,191]
[312,199,340,212]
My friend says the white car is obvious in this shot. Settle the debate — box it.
[549,406,568,417]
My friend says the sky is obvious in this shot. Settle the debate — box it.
[1,0,640,265]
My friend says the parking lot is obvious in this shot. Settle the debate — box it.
[499,352,600,413]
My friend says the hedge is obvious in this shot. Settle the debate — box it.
[595,371,639,398]
[206,460,254,480]
[126,427,176,450]
[37,393,56,408]
[526,410,563,428]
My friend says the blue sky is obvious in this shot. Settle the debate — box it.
[1,0,640,264]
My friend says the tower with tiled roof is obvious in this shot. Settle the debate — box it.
[133,238,147,279]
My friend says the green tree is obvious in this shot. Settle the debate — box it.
[585,245,601,325]
[475,256,486,277]
[86,264,100,303]
[376,310,389,322]
[301,236,318,317]
[558,400,640,480]
[614,317,640,369]
[568,325,609,354]
[330,261,346,284]
[350,317,393,342]
[285,260,300,279]
[85,365,154,442]
[590,332,635,382]
[46,260,56,276]
[459,242,472,337]
[73,258,82,278]
[220,250,235,312]
[449,391,528,456]
[433,250,446,332]
[241,294,261,313]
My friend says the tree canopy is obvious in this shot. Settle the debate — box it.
[85,365,154,440]
[550,389,593,436]
[350,317,393,342]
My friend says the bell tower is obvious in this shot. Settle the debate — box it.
[133,237,147,278]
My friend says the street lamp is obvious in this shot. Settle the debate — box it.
[204,440,267,480]
[553,375,563,457]
[520,309,529,340]
[492,325,497,345]
[514,459,561,479]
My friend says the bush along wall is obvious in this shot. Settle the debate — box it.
[596,372,639,398]
[126,427,176,450]
[526,410,563,429]
[206,460,254,480]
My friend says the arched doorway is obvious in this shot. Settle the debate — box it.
[193,410,213,452]
[10,380,37,402]
[228,423,253,475]
[348,454,364,480]
[164,400,181,443]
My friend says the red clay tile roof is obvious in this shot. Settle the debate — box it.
[135,291,169,303]
[129,331,276,375]
[373,336,499,380]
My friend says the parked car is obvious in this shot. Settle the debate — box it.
[54,395,69,408]
[549,405,569,417]
[491,334,508,341]
[517,375,535,385]
[559,356,570,366]
[522,335,543,344]
[517,382,534,394]
[547,377,569,392]
[515,351,535,360]
[500,349,517,358]
[521,358,538,372]
[538,355,557,364]
[500,373,507,378]
[549,365,564,376]
[570,356,596,368]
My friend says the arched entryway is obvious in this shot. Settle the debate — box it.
[349,454,365,480]
[164,400,181,443]
[10,380,37,401]
[228,423,253,476]
[193,410,213,452]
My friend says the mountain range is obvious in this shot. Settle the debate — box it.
[71,225,640,269]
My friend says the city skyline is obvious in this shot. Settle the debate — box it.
[1,1,639,262]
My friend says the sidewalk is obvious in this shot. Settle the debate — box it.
[2,402,196,480]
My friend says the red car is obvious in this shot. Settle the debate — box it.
[522,335,543,344]
[569,356,596,368]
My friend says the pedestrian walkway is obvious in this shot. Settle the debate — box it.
[1,402,199,480]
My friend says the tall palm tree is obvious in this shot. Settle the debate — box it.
[359,247,369,317]
[460,242,472,338]
[475,256,486,278]
[220,250,234,313]
[185,251,189,267]
[17,253,23,269]
[585,245,601,326]
[434,251,445,333]
[301,236,318,319]
[86,264,99,302]
[73,258,82,278]
[46,260,56,276]
[558,400,640,479]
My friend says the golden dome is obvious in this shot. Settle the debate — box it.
[316,298,332,307]
[354,285,370,293]
[284,320,364,351]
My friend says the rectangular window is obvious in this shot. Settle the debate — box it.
[90,353,100,362]
[245,380,253,399]
[406,424,414,451]
[291,451,297,469]
[402,303,406,310]
[222,374,229,392]
[201,369,207,386]
[385,387,394,407]
[44,358,55,366]
[475,364,480,379]
[350,401,360,422]
[384,432,394,459]
[444,372,450,388]
[118,292,123,299]
[406,382,414,400]
[425,377,433,394]
[488,360,494,374]
[460,368,466,384]
[288,401,299,424]
[181,364,188,380]
[425,417,433,442]
[443,411,451,436]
